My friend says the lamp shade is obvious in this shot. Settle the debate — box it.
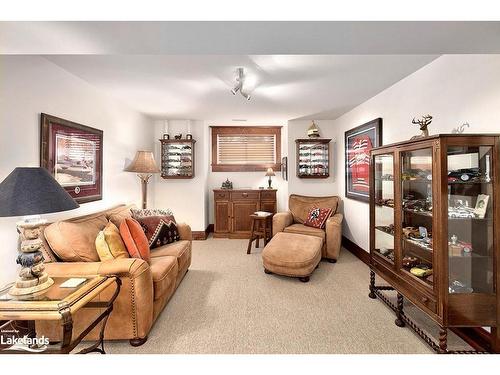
[265,168,275,177]
[125,151,160,174]
[0,167,79,217]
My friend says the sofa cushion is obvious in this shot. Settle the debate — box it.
[289,195,339,224]
[151,240,190,272]
[136,215,180,249]
[108,206,133,228]
[131,208,173,219]
[150,256,178,300]
[283,223,326,241]
[44,214,108,262]
[120,218,151,264]
[304,207,333,229]
[95,222,129,261]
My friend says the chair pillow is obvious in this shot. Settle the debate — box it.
[131,208,173,219]
[136,215,180,249]
[120,217,151,263]
[95,222,130,262]
[44,214,108,262]
[303,207,333,229]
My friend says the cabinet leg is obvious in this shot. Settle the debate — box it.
[394,292,405,327]
[438,327,448,354]
[368,269,377,299]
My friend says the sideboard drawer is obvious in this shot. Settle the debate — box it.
[231,191,259,200]
[261,190,276,200]
[214,191,230,200]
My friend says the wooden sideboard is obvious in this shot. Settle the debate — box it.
[213,189,277,238]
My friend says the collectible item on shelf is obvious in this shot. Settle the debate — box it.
[410,114,432,140]
[380,174,393,181]
[345,118,382,202]
[376,224,394,235]
[402,256,419,268]
[401,168,432,181]
[410,265,433,278]
[376,198,394,207]
[451,122,470,134]
[474,194,489,219]
[307,121,320,138]
[447,167,481,182]
[448,200,477,218]
[402,226,420,238]
[221,178,233,189]
[186,133,193,140]
[449,280,473,293]
[174,133,182,140]
[163,133,170,140]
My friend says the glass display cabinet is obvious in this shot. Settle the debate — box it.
[295,138,331,178]
[159,139,196,179]
[369,134,499,354]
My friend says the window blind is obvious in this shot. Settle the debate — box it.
[217,134,276,165]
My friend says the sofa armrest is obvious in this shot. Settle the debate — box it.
[325,213,343,260]
[272,211,294,236]
[177,223,192,241]
[44,258,154,340]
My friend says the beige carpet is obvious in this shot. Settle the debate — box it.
[106,237,471,354]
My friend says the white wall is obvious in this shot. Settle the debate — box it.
[332,55,500,252]
[153,119,209,232]
[287,120,338,200]
[206,123,288,223]
[0,56,154,287]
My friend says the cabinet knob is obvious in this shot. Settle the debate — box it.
[421,296,429,303]
[242,193,248,197]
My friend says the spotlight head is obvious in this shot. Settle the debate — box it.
[231,85,240,95]
[242,92,251,101]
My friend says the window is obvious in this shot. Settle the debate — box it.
[211,126,282,172]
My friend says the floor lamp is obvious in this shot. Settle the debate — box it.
[125,151,160,209]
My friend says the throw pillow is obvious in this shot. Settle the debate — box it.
[304,207,333,229]
[136,215,180,249]
[131,208,173,219]
[95,222,129,262]
[120,217,151,263]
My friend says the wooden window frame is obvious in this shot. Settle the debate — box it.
[211,126,282,172]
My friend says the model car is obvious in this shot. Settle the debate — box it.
[448,206,477,218]
[447,167,481,182]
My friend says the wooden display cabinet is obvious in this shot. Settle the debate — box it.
[159,139,196,179]
[369,134,500,353]
[296,138,331,178]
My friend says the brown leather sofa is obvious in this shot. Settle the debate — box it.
[36,204,192,346]
[272,194,343,262]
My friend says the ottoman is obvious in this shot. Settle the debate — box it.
[262,232,323,282]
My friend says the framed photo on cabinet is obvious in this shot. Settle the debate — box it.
[345,118,382,202]
[40,113,103,204]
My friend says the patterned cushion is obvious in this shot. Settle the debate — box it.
[119,218,151,263]
[136,215,180,249]
[131,208,173,219]
[303,207,332,229]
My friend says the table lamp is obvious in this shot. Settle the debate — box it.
[0,167,79,296]
[125,151,160,209]
[265,168,275,189]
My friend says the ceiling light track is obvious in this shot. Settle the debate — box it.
[231,67,251,101]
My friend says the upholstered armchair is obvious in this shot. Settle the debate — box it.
[272,194,343,262]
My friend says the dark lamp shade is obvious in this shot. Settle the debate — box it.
[0,167,79,217]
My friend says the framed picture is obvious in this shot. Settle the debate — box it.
[474,194,489,219]
[281,156,288,181]
[40,113,103,203]
[345,118,382,202]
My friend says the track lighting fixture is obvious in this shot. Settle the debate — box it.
[231,67,251,101]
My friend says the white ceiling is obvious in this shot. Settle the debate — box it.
[1,22,500,54]
[3,21,498,122]
[45,55,438,122]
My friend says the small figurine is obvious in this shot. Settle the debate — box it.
[221,178,233,189]
[174,133,182,140]
[452,122,469,134]
[307,121,320,138]
[410,114,432,140]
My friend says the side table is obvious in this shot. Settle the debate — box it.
[247,212,273,254]
[0,275,121,354]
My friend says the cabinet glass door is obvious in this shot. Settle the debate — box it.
[373,154,395,264]
[400,148,434,288]
[447,145,494,294]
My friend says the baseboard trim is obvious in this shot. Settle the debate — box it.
[341,235,493,353]
[342,236,369,265]
[192,225,214,240]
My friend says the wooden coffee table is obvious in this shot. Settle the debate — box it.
[0,275,121,354]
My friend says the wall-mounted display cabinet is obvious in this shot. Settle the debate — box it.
[369,134,500,353]
[295,138,331,178]
[159,139,196,179]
